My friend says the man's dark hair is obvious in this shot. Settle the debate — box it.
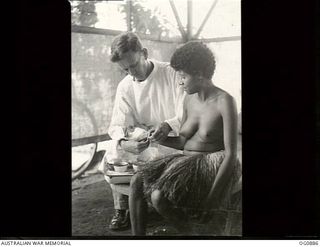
[110,32,143,62]
[170,41,216,79]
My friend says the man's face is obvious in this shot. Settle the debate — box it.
[116,50,147,81]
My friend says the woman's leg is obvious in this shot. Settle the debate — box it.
[129,173,148,235]
[151,189,191,234]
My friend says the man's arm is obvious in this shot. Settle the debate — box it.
[108,80,137,140]
[165,67,186,135]
[108,80,150,154]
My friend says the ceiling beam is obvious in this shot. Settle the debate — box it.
[127,0,132,31]
[187,0,193,41]
[169,0,187,41]
[197,36,241,43]
[71,25,183,43]
[194,0,219,39]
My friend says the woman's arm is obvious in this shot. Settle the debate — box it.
[157,135,187,150]
[156,95,188,150]
[206,94,238,207]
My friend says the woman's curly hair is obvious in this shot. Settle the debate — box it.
[170,41,216,79]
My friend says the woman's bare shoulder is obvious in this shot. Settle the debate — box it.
[206,87,232,103]
[205,87,236,112]
[215,91,237,113]
[217,91,234,102]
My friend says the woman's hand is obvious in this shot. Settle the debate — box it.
[149,122,172,142]
[120,139,150,154]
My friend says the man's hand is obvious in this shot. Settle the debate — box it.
[120,139,150,154]
[149,122,172,142]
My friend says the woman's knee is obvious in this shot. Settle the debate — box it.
[151,190,167,212]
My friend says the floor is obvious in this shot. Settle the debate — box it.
[72,173,242,237]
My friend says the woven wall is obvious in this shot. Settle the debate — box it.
[72,32,241,139]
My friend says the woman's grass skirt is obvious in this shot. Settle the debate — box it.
[139,151,241,211]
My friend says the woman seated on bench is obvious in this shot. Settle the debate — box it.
[129,41,240,235]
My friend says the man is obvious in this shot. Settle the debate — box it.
[107,32,185,231]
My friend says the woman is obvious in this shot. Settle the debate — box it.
[129,41,240,235]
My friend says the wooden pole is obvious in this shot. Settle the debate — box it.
[197,36,241,43]
[71,25,183,43]
[187,0,193,41]
[169,0,187,41]
[127,0,132,31]
[194,0,219,39]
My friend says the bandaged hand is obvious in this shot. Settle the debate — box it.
[120,139,150,154]
[149,122,172,142]
[126,126,149,141]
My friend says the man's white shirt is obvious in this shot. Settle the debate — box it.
[108,59,185,141]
